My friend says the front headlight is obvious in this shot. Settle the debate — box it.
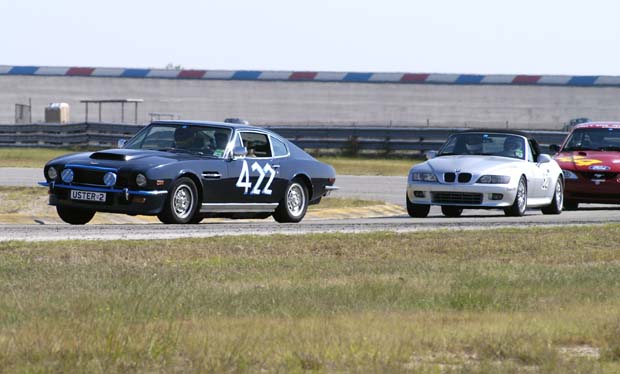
[477,175,511,184]
[562,170,578,180]
[61,168,74,183]
[47,166,58,181]
[412,172,438,182]
[136,173,147,187]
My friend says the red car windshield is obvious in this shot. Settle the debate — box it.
[563,128,620,152]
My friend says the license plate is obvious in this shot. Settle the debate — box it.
[70,190,106,202]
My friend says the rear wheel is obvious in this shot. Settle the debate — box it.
[56,205,95,225]
[158,177,199,224]
[406,194,430,218]
[504,176,527,217]
[441,206,463,217]
[273,179,308,223]
[564,200,579,211]
[541,177,563,215]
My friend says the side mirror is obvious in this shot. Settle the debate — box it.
[537,154,552,163]
[231,146,248,160]
[548,144,560,153]
[425,150,437,160]
[117,139,127,148]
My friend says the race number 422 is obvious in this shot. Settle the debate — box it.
[236,160,276,195]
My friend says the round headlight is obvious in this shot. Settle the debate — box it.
[61,168,74,183]
[136,173,147,187]
[103,172,117,187]
[47,166,58,181]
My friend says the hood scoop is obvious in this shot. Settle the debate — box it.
[90,152,128,161]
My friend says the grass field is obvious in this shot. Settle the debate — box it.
[0,148,420,175]
[2,226,620,372]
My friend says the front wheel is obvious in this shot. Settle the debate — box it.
[441,206,463,217]
[541,177,563,215]
[504,176,527,217]
[158,177,200,224]
[406,194,430,218]
[56,205,95,225]
[273,180,308,223]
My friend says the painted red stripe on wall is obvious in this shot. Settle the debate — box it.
[401,73,430,82]
[512,75,541,84]
[67,67,95,76]
[290,72,317,80]
[177,70,206,79]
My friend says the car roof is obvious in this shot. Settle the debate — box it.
[458,128,532,139]
[572,121,620,130]
[150,120,261,132]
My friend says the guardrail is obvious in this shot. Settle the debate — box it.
[0,122,568,154]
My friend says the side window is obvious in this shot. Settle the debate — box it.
[271,136,289,157]
[240,132,272,158]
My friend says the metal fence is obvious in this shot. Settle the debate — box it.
[0,122,568,153]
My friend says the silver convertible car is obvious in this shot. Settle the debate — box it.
[406,130,564,217]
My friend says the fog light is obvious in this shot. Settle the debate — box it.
[61,168,74,183]
[103,172,117,187]
[414,191,425,198]
[132,196,146,204]
[491,193,504,200]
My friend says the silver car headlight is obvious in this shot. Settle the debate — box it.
[47,166,58,181]
[477,175,511,184]
[136,173,147,187]
[412,172,438,182]
[562,170,578,180]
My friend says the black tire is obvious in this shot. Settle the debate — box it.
[273,179,308,223]
[188,215,205,224]
[56,205,95,225]
[541,177,563,215]
[441,206,463,217]
[504,176,527,217]
[564,200,579,211]
[157,177,200,224]
[406,193,430,218]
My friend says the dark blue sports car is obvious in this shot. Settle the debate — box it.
[41,120,338,224]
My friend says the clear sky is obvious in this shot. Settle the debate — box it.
[2,0,618,75]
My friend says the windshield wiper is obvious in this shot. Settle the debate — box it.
[157,147,192,154]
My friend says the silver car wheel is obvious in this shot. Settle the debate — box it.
[173,185,194,219]
[287,183,305,217]
[555,180,563,211]
[517,178,527,214]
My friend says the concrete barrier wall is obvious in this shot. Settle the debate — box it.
[2,75,620,129]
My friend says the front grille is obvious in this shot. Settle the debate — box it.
[444,172,472,183]
[431,192,483,205]
[458,173,472,183]
[578,172,617,180]
[74,169,105,185]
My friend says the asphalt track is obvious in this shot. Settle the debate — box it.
[2,168,620,241]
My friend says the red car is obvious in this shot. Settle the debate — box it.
[551,122,620,209]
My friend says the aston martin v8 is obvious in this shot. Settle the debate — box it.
[406,130,564,217]
[41,121,337,224]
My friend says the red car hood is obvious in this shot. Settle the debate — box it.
[554,151,620,172]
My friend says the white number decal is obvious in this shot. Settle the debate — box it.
[236,160,276,195]
[235,160,252,194]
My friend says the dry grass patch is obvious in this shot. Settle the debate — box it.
[0,148,81,168]
[2,227,620,372]
[317,156,421,176]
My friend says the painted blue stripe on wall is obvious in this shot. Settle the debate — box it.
[343,73,373,82]
[9,66,39,75]
[232,71,262,80]
[455,75,484,84]
[568,76,599,86]
[121,69,150,78]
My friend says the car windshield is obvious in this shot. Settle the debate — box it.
[124,124,232,158]
[438,133,527,160]
[563,128,620,151]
